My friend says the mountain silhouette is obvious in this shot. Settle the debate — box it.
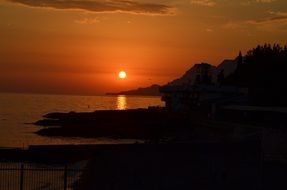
[106,84,161,96]
[106,57,239,96]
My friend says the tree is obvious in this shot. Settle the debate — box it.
[224,44,287,106]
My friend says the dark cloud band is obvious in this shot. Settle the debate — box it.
[249,15,287,24]
[8,0,175,15]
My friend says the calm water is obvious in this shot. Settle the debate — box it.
[0,93,164,148]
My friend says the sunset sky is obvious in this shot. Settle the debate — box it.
[1,0,287,95]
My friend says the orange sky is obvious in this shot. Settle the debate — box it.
[1,0,287,95]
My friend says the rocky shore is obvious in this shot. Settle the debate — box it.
[2,106,287,189]
[34,108,190,140]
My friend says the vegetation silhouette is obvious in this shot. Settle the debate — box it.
[223,44,287,106]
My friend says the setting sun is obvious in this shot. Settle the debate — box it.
[118,71,127,79]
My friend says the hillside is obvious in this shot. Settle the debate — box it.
[167,58,238,87]
[216,58,238,77]
[167,63,216,86]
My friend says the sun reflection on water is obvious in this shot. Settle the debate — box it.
[117,95,127,110]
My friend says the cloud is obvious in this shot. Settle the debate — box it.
[205,28,213,32]
[222,11,287,32]
[255,0,276,3]
[241,0,276,6]
[75,17,101,24]
[8,0,175,16]
[222,22,244,30]
[247,11,287,24]
[255,15,287,23]
[190,0,216,7]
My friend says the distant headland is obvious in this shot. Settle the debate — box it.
[106,84,162,96]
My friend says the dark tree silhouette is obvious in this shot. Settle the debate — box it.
[238,51,243,65]
[224,44,287,106]
[223,51,245,86]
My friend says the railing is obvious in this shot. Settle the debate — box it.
[0,162,85,190]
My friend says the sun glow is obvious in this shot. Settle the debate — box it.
[118,71,127,79]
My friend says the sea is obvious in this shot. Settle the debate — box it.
[0,93,164,148]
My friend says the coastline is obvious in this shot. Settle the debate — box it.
[34,108,189,139]
[0,94,163,148]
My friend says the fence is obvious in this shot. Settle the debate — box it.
[0,162,85,190]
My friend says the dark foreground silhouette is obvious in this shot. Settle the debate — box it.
[1,141,287,190]
[27,107,287,189]
[34,108,189,139]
